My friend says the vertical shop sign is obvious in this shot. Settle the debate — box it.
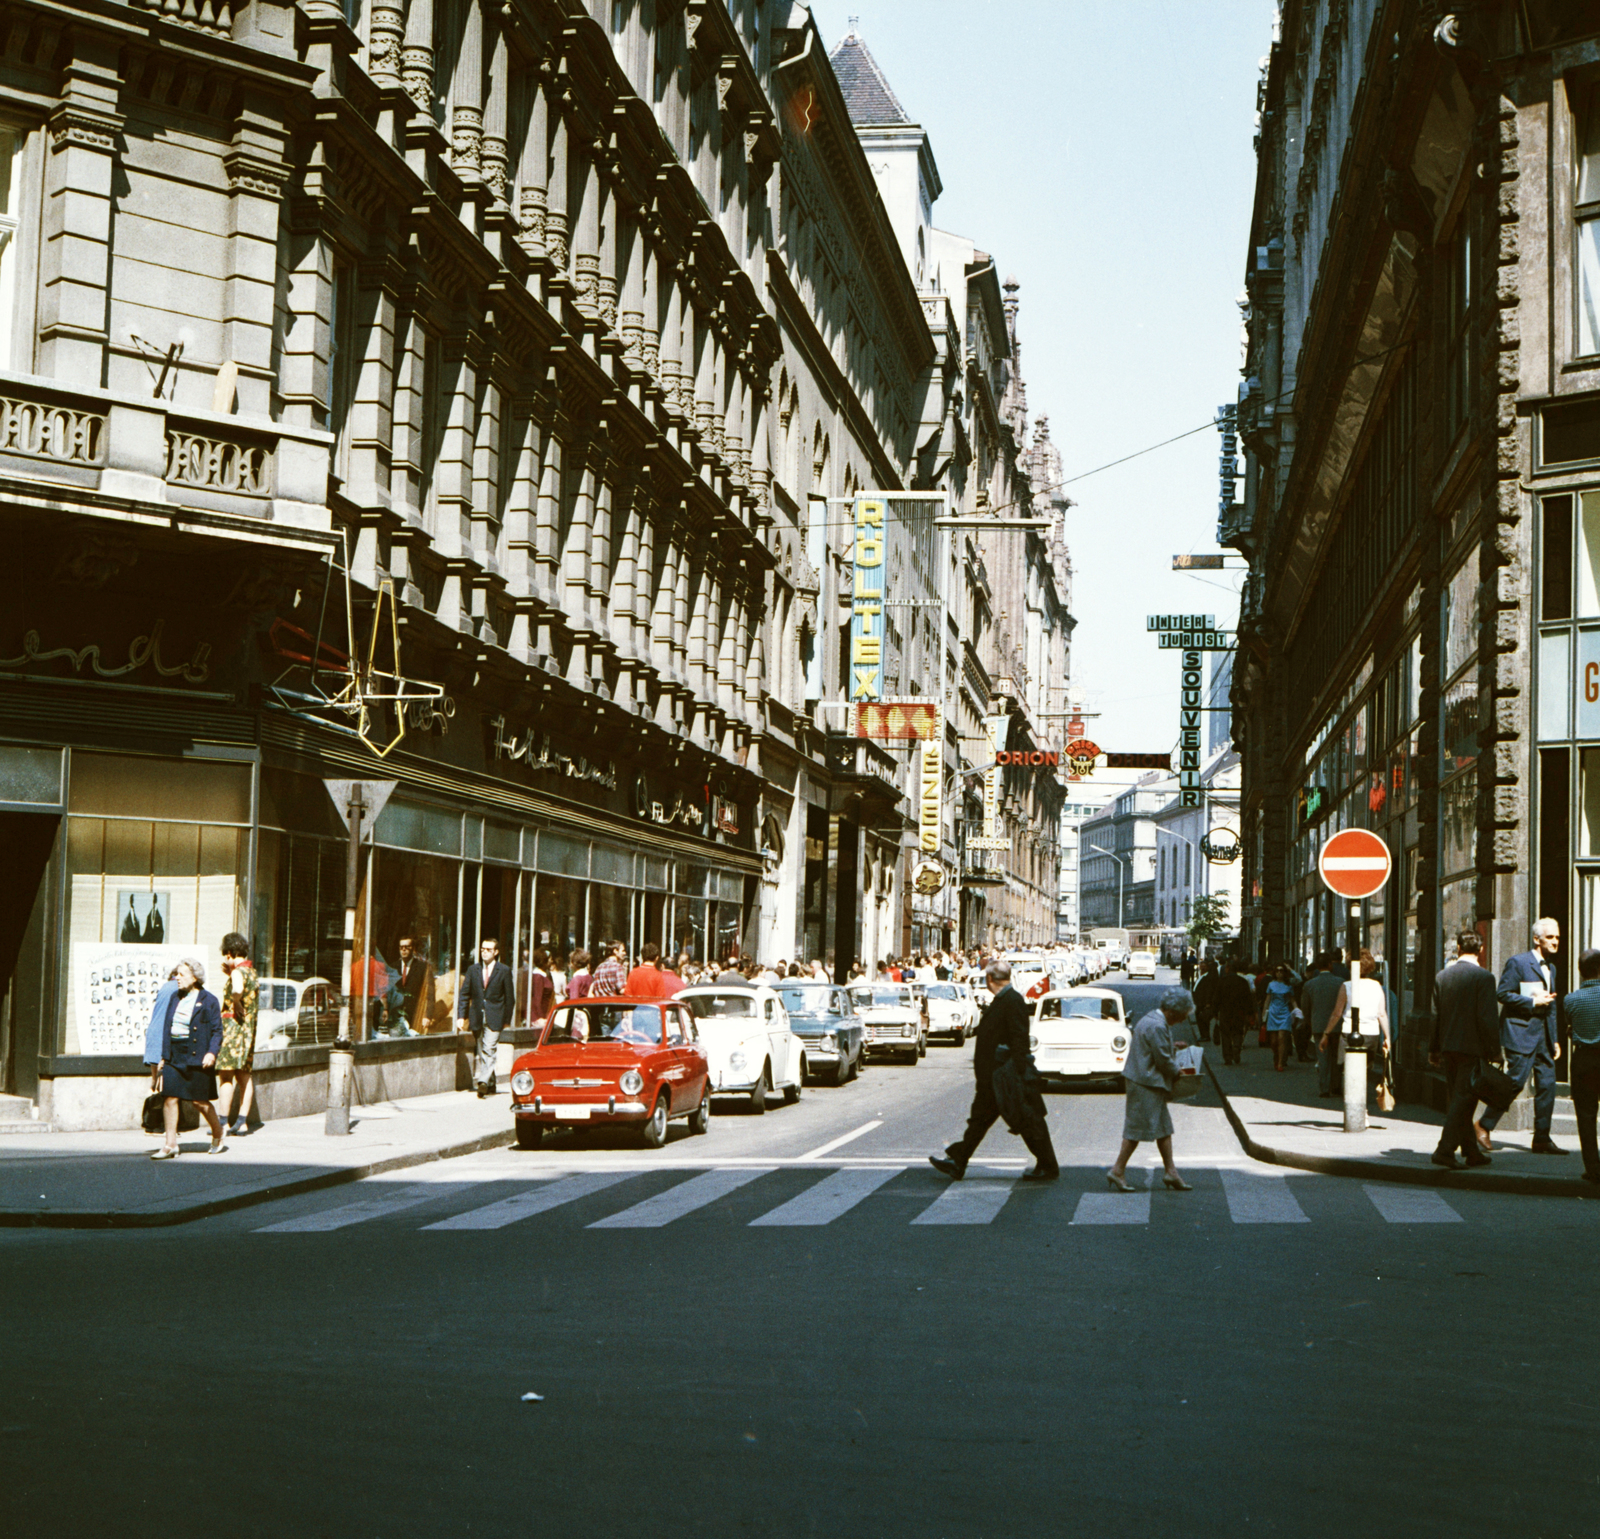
[919,720,943,854]
[850,496,885,701]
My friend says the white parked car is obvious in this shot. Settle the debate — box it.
[677,985,806,1114]
[923,982,978,1045]
[254,976,301,1050]
[846,982,927,1063]
[1126,950,1158,980]
[1030,988,1131,1084]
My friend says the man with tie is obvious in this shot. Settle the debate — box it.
[1428,930,1499,1169]
[391,936,433,1034]
[457,937,516,1096]
[1480,918,1565,1154]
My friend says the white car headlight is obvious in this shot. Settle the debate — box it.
[1112,1035,1128,1051]
[1029,1035,1038,1049]
[729,1048,748,1071]
[619,1069,644,1096]
[822,1032,837,1048]
[511,1070,534,1096]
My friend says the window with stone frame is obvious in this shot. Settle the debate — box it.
[1576,82,1600,357]
[1443,217,1474,436]
[0,126,32,372]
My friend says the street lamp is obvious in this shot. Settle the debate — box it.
[1089,844,1127,932]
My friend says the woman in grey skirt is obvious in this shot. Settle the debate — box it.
[1108,986,1194,1192]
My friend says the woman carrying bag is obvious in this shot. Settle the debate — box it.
[1321,950,1394,1112]
[152,957,228,1159]
[1108,986,1195,1193]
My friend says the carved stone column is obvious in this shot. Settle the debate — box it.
[221,95,291,417]
[451,0,483,187]
[402,0,435,117]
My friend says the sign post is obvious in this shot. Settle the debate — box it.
[321,778,396,1135]
[1317,829,1391,1133]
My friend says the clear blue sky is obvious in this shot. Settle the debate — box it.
[815,0,1275,775]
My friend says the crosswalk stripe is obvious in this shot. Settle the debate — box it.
[1071,1191,1151,1225]
[422,1172,636,1230]
[255,1182,475,1233]
[1363,1184,1462,1223]
[588,1167,775,1228]
[749,1166,901,1226]
[911,1179,1014,1225]
[1220,1169,1310,1223]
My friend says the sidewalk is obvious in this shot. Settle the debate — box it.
[0,1090,514,1228]
[1207,1046,1594,1199]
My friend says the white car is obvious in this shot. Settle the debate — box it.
[254,977,301,1050]
[1126,950,1158,980]
[677,985,806,1113]
[846,982,927,1062]
[1030,988,1131,1083]
[923,982,978,1045]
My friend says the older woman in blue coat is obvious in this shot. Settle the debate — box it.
[152,956,228,1159]
[1107,986,1194,1193]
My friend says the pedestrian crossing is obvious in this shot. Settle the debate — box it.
[250,1164,1506,1236]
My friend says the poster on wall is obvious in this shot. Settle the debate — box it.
[73,943,208,1056]
[114,890,170,946]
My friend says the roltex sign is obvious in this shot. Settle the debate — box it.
[849,496,886,701]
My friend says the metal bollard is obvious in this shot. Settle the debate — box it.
[326,1044,355,1136]
[1343,1004,1366,1132]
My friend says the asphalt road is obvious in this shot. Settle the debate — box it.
[4,970,1598,1538]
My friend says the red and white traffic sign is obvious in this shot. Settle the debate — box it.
[1317,828,1392,899]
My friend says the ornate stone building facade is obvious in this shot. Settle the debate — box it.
[1229,1,1600,1102]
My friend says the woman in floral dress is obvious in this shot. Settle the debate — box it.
[216,931,260,1137]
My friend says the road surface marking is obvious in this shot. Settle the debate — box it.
[588,1167,775,1228]
[1363,1184,1462,1223]
[911,1179,1014,1225]
[422,1171,636,1230]
[798,1120,884,1161]
[1220,1169,1310,1223]
[1071,1191,1151,1225]
[749,1166,902,1226]
[254,1182,474,1233]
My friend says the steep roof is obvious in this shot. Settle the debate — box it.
[827,30,909,126]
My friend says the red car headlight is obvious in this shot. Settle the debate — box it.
[619,1069,644,1097]
[511,1070,534,1097]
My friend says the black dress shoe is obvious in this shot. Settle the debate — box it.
[1532,1138,1568,1155]
[1430,1151,1463,1170]
[1464,1151,1491,1168]
[928,1156,964,1180]
[1020,1166,1060,1183]
[1581,1169,1600,1186]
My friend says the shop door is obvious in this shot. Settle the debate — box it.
[0,811,59,1098]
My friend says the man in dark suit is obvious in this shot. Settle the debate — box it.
[457,937,516,1096]
[1428,930,1499,1169]
[1481,918,1564,1153]
[391,936,433,1035]
[1214,959,1257,1066]
[929,960,1059,1183]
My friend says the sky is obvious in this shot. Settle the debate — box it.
[814,0,1276,790]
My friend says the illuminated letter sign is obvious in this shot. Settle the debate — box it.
[920,723,943,854]
[850,497,886,702]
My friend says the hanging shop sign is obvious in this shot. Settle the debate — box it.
[920,723,943,854]
[849,495,886,702]
[1217,402,1239,517]
[1201,829,1242,864]
[1174,645,1205,809]
[913,858,947,895]
[1063,738,1101,778]
[1105,753,1172,770]
[969,713,1011,850]
[1147,613,1233,650]
[994,748,1061,767]
[856,699,939,740]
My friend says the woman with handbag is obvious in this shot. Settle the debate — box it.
[1108,986,1195,1193]
[151,957,228,1160]
[1321,950,1393,1111]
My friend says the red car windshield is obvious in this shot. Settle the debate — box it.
[547,1003,665,1046]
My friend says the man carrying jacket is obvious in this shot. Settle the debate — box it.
[1428,931,1499,1169]
[457,937,516,1096]
[1480,918,1565,1154]
[929,960,1059,1183]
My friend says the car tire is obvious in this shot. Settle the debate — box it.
[641,1091,671,1148]
[749,1067,769,1115]
[689,1087,711,1135]
[783,1073,802,1106]
[515,1120,543,1150]
[832,1060,849,1086]
[917,1034,927,1059]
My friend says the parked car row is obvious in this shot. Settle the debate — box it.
[507,978,986,1148]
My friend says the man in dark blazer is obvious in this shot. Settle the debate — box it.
[1428,931,1500,1169]
[391,936,433,1035]
[457,937,516,1096]
[1480,918,1564,1153]
[929,960,1059,1182]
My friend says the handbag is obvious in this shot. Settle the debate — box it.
[1375,1078,1396,1112]
[140,1092,199,1134]
[1470,1060,1520,1113]
[1170,1045,1204,1098]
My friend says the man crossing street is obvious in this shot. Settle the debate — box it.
[929,961,1059,1183]
[456,937,516,1097]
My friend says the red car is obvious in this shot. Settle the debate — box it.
[509,996,711,1149]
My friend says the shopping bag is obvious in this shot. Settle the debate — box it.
[1171,1045,1204,1097]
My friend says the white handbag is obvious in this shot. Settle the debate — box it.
[1170,1044,1205,1097]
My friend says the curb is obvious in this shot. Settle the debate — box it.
[0,1126,516,1230]
[1205,1062,1596,1200]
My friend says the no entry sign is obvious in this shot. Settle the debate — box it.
[1318,828,1392,899]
